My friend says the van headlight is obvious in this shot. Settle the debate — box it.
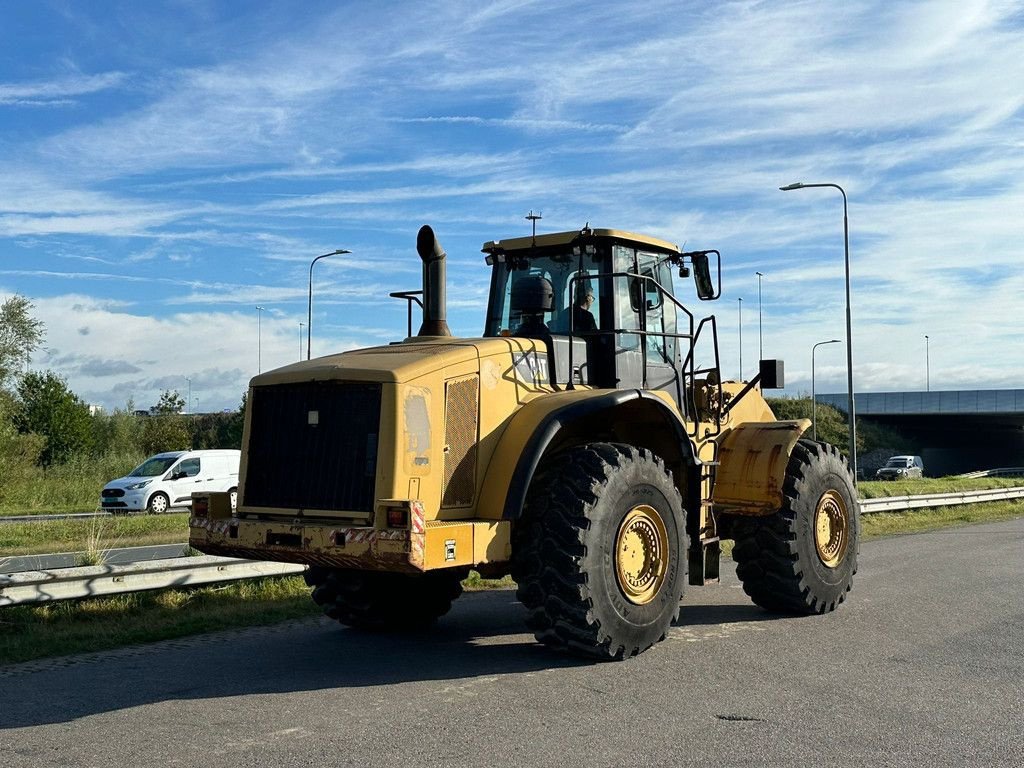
[125,480,152,490]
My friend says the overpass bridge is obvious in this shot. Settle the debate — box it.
[815,389,1024,476]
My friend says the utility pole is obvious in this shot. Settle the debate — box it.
[755,271,764,361]
[737,297,743,380]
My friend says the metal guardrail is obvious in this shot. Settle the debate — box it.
[956,467,1024,479]
[859,486,1024,512]
[0,555,306,607]
[2,488,1021,607]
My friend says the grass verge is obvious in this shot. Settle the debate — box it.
[0,513,189,556]
[857,476,1022,498]
[0,577,318,667]
[859,499,1022,538]
[1,501,1021,668]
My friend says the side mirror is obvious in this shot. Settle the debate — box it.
[683,250,721,300]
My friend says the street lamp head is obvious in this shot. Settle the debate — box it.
[256,305,265,311]
[331,249,351,256]
[755,271,764,277]
[779,182,805,191]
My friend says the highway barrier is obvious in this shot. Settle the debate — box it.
[2,487,1021,606]
[859,486,1024,512]
[0,556,305,608]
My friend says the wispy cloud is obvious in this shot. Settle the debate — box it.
[0,71,126,106]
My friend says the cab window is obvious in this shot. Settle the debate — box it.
[172,458,201,478]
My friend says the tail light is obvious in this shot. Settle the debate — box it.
[387,508,408,528]
[193,497,209,517]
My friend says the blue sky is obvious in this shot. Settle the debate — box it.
[1,0,1022,412]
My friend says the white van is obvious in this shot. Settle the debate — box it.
[99,449,240,514]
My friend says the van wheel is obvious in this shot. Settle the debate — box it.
[147,492,169,515]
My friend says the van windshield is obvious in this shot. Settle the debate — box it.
[130,456,180,477]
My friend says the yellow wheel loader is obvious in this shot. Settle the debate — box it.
[189,224,859,660]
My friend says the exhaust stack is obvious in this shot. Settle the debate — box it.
[416,225,452,337]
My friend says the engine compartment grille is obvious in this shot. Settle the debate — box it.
[244,381,382,513]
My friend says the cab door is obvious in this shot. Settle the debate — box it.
[613,248,682,406]
[164,456,205,505]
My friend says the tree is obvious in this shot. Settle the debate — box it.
[153,390,186,415]
[0,295,45,390]
[767,396,913,458]
[188,391,247,450]
[14,370,93,466]
[0,389,44,496]
[90,399,145,458]
[141,390,190,454]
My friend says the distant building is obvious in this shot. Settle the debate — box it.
[88,404,105,416]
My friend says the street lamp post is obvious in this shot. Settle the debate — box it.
[256,305,266,373]
[812,339,842,441]
[755,271,764,361]
[307,249,351,360]
[737,297,743,380]
[925,334,930,392]
[780,181,858,481]
[186,377,191,416]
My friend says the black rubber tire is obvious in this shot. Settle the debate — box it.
[146,492,169,515]
[732,439,859,614]
[303,567,466,630]
[511,443,687,660]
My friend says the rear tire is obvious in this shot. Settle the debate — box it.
[732,439,859,613]
[511,443,687,660]
[304,567,466,630]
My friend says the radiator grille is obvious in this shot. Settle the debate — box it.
[245,381,381,513]
[441,376,479,508]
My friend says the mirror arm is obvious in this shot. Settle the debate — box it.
[722,372,763,416]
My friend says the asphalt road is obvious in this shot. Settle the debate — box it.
[1,519,1021,767]
[3,544,190,573]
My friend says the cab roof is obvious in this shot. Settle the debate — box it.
[482,228,680,255]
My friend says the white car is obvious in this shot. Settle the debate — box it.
[100,449,240,514]
[875,455,924,480]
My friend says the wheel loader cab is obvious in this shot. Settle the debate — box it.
[482,229,694,410]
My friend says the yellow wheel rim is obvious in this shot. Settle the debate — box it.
[814,490,850,568]
[615,504,670,605]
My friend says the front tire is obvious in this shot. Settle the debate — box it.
[511,443,687,660]
[304,567,466,630]
[732,439,859,613]
[146,492,169,515]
